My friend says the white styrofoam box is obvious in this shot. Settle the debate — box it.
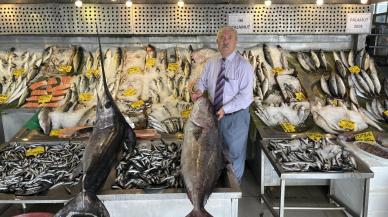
[368,191,388,212]
[369,166,388,192]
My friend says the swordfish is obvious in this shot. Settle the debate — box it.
[55,31,136,217]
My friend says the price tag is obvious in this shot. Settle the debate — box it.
[79,92,93,102]
[168,63,179,71]
[86,69,100,78]
[295,92,306,101]
[38,95,52,104]
[25,146,45,157]
[348,65,361,74]
[384,110,388,117]
[13,68,26,77]
[355,131,375,143]
[130,100,144,109]
[329,99,338,106]
[181,109,192,119]
[123,88,137,97]
[175,132,184,140]
[307,133,324,142]
[0,95,8,104]
[280,122,296,133]
[271,67,284,75]
[58,65,72,74]
[146,58,156,68]
[49,129,62,137]
[128,66,142,75]
[338,119,355,131]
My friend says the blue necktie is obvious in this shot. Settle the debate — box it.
[213,58,226,113]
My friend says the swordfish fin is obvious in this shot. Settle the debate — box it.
[54,191,109,217]
[186,209,213,217]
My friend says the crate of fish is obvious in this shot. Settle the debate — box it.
[0,141,84,196]
[264,137,357,172]
[112,139,183,190]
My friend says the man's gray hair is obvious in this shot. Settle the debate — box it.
[216,26,238,40]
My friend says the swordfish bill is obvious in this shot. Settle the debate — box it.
[55,25,136,217]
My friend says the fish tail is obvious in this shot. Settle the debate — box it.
[186,208,213,217]
[54,191,109,217]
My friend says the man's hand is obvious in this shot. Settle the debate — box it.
[190,90,203,102]
[216,107,225,120]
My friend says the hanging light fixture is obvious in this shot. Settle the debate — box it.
[360,0,368,4]
[75,0,82,7]
[126,0,132,7]
[264,0,272,7]
[177,0,184,7]
[316,0,324,5]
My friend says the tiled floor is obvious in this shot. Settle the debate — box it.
[239,168,348,217]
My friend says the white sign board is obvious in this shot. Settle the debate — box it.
[346,13,372,34]
[228,13,253,34]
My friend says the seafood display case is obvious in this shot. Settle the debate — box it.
[259,139,373,217]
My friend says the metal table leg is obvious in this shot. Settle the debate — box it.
[279,179,285,217]
[329,179,334,204]
[362,178,370,217]
[260,149,265,204]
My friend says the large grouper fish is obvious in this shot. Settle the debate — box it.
[55,33,136,217]
[181,97,224,217]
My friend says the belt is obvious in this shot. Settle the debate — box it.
[224,109,242,116]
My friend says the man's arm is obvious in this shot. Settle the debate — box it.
[222,63,254,114]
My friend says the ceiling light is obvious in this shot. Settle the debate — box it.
[75,0,82,7]
[126,0,132,7]
[177,0,184,7]
[264,0,271,7]
[360,0,368,4]
[316,0,324,5]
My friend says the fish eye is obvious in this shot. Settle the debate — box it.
[104,102,112,109]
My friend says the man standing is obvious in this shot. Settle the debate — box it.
[191,26,254,182]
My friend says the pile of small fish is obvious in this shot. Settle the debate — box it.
[0,141,84,195]
[113,140,183,189]
[268,138,357,172]
[362,98,388,124]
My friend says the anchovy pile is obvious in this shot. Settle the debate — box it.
[113,140,183,189]
[0,142,84,195]
[268,138,357,172]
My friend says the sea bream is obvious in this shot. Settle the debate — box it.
[181,97,224,217]
[54,31,136,217]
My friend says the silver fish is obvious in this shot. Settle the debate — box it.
[320,76,331,97]
[369,58,381,94]
[335,60,347,78]
[328,72,338,97]
[339,50,349,68]
[318,50,327,71]
[181,97,223,217]
[38,108,52,135]
[360,69,375,95]
[348,49,355,66]
[310,50,320,69]
[335,73,346,99]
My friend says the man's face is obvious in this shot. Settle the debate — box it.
[217,29,237,57]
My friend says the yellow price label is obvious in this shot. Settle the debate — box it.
[130,100,144,109]
[79,92,93,102]
[307,133,324,142]
[272,67,284,75]
[0,95,8,104]
[181,109,192,119]
[384,110,388,117]
[168,63,180,71]
[38,95,52,104]
[13,68,26,77]
[127,67,142,75]
[86,69,100,78]
[25,146,45,157]
[329,99,338,106]
[58,65,72,74]
[49,129,62,137]
[123,88,137,97]
[146,58,156,68]
[175,132,184,140]
[355,131,375,143]
[348,65,361,74]
[338,119,355,131]
[295,92,306,101]
[280,122,296,133]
